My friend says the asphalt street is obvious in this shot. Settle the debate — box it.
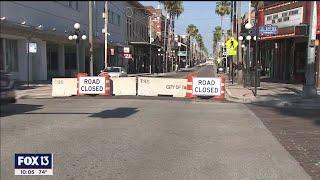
[0,98,310,180]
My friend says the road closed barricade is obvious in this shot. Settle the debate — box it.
[137,77,187,97]
[186,76,225,100]
[77,73,110,96]
[111,77,137,96]
[52,78,77,97]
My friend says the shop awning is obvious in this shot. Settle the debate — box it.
[129,41,162,48]
[259,25,308,41]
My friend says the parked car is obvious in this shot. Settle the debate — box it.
[99,67,127,77]
[0,71,16,104]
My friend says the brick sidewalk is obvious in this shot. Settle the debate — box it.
[247,104,320,179]
[224,75,320,109]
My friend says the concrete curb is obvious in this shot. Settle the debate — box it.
[225,86,320,109]
[225,87,255,103]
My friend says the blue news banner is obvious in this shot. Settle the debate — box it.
[15,154,53,175]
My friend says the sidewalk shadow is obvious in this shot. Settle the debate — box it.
[89,107,139,119]
[0,103,43,118]
[249,94,320,126]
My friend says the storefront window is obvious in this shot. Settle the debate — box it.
[47,45,58,71]
[0,38,4,70]
[5,39,18,72]
[65,52,76,69]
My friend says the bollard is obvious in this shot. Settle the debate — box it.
[98,73,111,96]
[213,76,225,100]
[77,72,88,96]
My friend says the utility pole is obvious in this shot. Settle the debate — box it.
[104,1,108,69]
[254,3,259,96]
[27,37,30,87]
[230,1,234,83]
[89,1,94,76]
[163,13,167,73]
[167,15,172,72]
[237,1,243,85]
[149,15,152,74]
[303,1,317,97]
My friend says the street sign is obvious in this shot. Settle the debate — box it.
[123,53,132,59]
[28,43,37,53]
[259,26,278,35]
[178,51,187,56]
[124,47,130,53]
[225,37,238,49]
[227,48,237,56]
[78,76,106,94]
[225,37,238,56]
[192,77,221,96]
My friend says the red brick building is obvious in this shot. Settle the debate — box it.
[257,1,320,87]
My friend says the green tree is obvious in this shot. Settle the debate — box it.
[212,26,222,54]
[215,1,231,31]
[159,1,184,71]
[195,33,206,64]
[251,1,264,9]
[186,24,199,66]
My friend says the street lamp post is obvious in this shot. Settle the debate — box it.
[68,23,87,73]
[244,22,253,87]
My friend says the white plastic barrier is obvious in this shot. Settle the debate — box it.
[137,77,187,97]
[111,77,137,96]
[52,78,77,97]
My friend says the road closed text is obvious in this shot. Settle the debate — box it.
[194,86,219,94]
[192,77,221,96]
[78,77,106,94]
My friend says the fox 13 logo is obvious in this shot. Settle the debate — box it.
[14,154,53,175]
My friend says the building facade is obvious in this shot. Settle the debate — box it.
[0,1,109,82]
[0,1,157,82]
[257,1,320,88]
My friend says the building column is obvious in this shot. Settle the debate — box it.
[58,44,65,76]
[33,40,47,81]
[17,39,28,82]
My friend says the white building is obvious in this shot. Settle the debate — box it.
[0,1,145,82]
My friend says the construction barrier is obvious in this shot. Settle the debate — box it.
[77,73,88,96]
[138,77,187,97]
[98,73,111,96]
[111,77,136,96]
[185,75,196,99]
[52,78,77,97]
[212,76,225,100]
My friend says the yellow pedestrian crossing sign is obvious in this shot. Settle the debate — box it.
[226,37,238,56]
[226,37,238,49]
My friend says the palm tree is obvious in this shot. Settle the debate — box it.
[215,1,231,30]
[215,1,231,62]
[251,1,264,9]
[186,24,198,66]
[195,33,204,65]
[159,1,184,71]
[212,26,222,56]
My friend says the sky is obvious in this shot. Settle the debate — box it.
[140,1,249,56]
